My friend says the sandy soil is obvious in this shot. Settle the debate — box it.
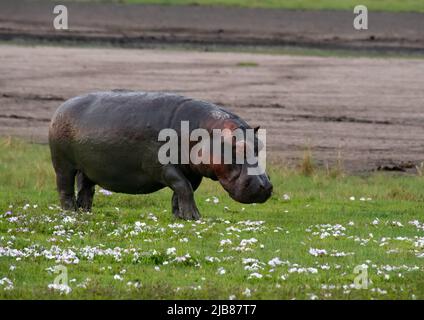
[1,1,424,53]
[1,44,423,172]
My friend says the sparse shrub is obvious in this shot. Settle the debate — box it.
[327,150,345,178]
[236,61,258,67]
[299,146,315,176]
[416,162,424,176]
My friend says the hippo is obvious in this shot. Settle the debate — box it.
[49,91,273,220]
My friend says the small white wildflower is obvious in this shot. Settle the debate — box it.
[242,288,251,297]
[166,247,177,255]
[113,274,123,281]
[220,239,232,246]
[268,257,283,267]
[309,248,327,257]
[391,221,404,227]
[217,267,226,275]
[0,277,14,291]
[248,272,263,279]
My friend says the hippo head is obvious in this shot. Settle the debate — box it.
[211,126,273,204]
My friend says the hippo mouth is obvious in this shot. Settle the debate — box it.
[225,177,273,204]
[228,187,272,204]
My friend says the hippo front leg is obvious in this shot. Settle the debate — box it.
[162,166,201,220]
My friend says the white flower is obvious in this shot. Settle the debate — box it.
[288,267,318,274]
[113,274,123,281]
[349,196,355,201]
[134,221,146,228]
[248,272,263,279]
[213,197,219,204]
[0,277,14,291]
[282,194,291,201]
[308,293,318,300]
[229,295,236,300]
[242,288,251,297]
[242,258,259,265]
[309,248,327,257]
[205,256,221,263]
[240,238,258,246]
[168,223,184,229]
[220,239,232,246]
[391,221,403,227]
[217,267,226,275]
[166,247,177,255]
[268,257,283,267]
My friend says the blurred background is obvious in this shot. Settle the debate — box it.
[1,0,423,172]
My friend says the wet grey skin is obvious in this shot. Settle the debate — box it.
[49,91,273,220]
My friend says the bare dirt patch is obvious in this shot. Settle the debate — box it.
[1,1,424,53]
[1,44,423,172]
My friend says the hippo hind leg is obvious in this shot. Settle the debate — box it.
[76,171,95,212]
[53,162,77,211]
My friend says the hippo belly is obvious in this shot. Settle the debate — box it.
[72,143,165,194]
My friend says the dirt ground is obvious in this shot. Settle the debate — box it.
[1,0,424,53]
[1,44,423,172]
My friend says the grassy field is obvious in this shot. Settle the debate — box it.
[1,137,424,299]
[120,0,424,13]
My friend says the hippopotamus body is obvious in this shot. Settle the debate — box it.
[49,91,272,220]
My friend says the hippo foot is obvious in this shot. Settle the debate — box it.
[173,204,201,220]
[61,199,77,212]
[172,193,200,220]
[76,197,93,212]
[174,209,201,221]
[172,193,201,220]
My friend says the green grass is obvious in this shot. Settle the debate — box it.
[236,61,259,67]
[119,0,424,13]
[1,137,424,299]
